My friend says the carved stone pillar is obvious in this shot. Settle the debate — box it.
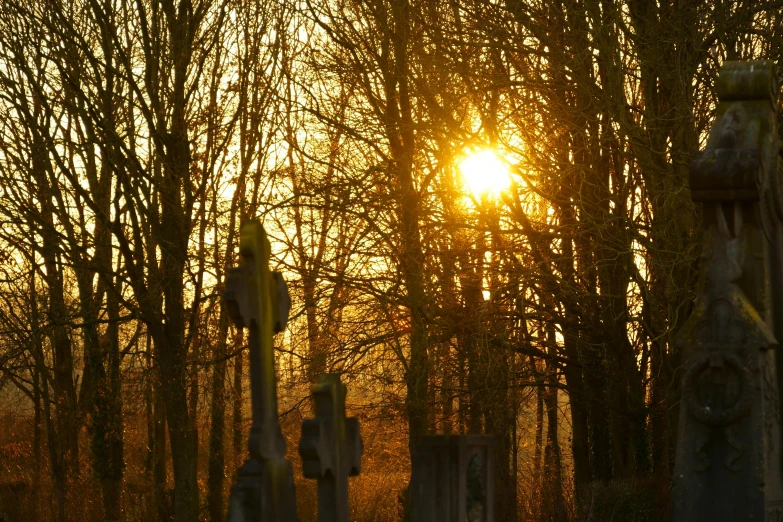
[671,61,783,521]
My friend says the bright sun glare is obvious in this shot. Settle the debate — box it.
[458,149,511,199]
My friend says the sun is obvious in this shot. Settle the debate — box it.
[458,149,511,199]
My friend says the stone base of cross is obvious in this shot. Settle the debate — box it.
[226,458,298,522]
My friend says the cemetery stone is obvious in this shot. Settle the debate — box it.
[299,374,363,522]
[411,435,495,522]
[224,220,298,522]
[671,61,783,521]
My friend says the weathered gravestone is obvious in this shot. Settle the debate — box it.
[224,220,298,522]
[299,374,362,522]
[411,435,495,522]
[671,61,783,521]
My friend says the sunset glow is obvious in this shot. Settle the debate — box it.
[458,149,511,198]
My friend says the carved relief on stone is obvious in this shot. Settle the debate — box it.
[676,207,776,473]
[684,299,753,429]
[684,350,753,428]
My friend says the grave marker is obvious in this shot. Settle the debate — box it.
[299,374,363,522]
[411,435,495,522]
[671,61,783,521]
[224,220,298,522]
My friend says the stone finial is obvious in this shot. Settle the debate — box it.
[716,61,777,103]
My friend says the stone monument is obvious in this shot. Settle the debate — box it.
[671,61,783,521]
[224,220,298,522]
[223,221,365,522]
[411,435,495,522]
[299,374,363,522]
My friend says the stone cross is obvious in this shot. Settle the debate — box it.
[224,220,298,522]
[411,435,495,522]
[299,374,362,522]
[671,61,783,521]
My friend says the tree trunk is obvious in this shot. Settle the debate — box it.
[149,333,170,521]
[542,327,566,522]
[104,284,125,520]
[388,0,430,454]
[208,353,227,522]
[32,358,42,521]
[485,206,517,522]
[208,173,243,522]
[460,234,485,435]
[531,356,544,520]
[233,333,245,469]
[30,112,79,482]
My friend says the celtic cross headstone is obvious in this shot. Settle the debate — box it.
[224,220,298,522]
[299,374,363,522]
[671,61,783,521]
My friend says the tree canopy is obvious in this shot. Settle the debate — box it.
[0,0,781,521]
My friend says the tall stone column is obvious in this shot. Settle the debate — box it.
[671,61,783,521]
